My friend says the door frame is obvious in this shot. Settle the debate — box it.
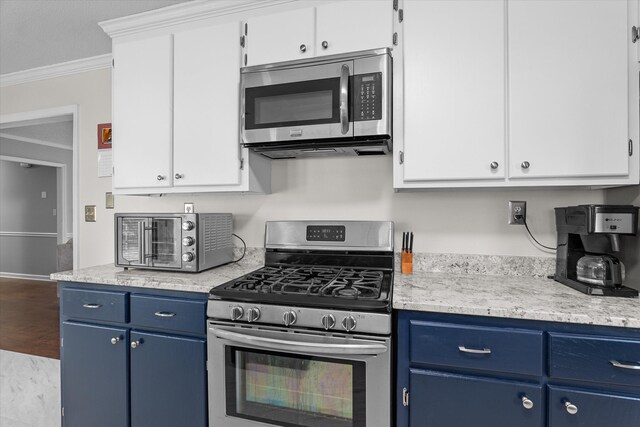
[0,105,79,269]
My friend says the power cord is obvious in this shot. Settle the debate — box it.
[232,233,247,263]
[515,215,556,251]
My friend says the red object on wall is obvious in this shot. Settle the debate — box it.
[97,123,112,150]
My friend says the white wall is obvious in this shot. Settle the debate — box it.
[0,69,606,269]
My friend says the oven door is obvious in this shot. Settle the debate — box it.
[207,321,391,427]
[241,60,354,144]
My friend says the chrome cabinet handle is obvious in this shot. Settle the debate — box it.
[82,303,102,309]
[521,161,530,169]
[458,345,492,354]
[174,173,183,180]
[521,396,534,410]
[130,340,141,349]
[110,337,121,345]
[339,64,350,135]
[490,161,499,170]
[299,44,306,53]
[156,175,166,181]
[564,400,578,415]
[321,40,329,49]
[154,311,176,318]
[610,360,640,370]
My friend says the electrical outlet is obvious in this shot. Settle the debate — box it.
[508,201,526,225]
[184,202,194,213]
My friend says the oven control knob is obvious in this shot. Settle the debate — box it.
[342,315,357,332]
[247,307,261,323]
[182,236,194,246]
[182,221,194,231]
[283,310,297,326]
[230,306,244,321]
[321,314,336,330]
[182,252,194,262]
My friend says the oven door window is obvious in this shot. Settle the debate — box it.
[149,218,182,269]
[226,347,366,427]
[245,78,341,130]
[117,217,148,267]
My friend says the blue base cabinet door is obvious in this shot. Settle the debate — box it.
[548,386,640,427]
[130,331,207,427]
[61,322,129,427]
[409,369,543,427]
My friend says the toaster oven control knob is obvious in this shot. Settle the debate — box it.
[247,307,261,323]
[230,306,244,321]
[283,310,297,326]
[182,252,194,262]
[182,236,194,247]
[342,315,357,332]
[321,314,336,330]
[182,221,194,231]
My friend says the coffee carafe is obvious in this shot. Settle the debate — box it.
[554,205,638,297]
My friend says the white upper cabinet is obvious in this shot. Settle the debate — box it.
[315,0,394,57]
[245,0,395,67]
[112,35,173,190]
[173,22,242,188]
[508,0,629,180]
[402,0,505,182]
[396,0,639,189]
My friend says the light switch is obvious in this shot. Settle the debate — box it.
[85,205,96,222]
[106,192,114,209]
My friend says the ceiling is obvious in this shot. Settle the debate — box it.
[0,0,193,75]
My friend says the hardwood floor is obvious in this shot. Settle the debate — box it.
[0,277,60,359]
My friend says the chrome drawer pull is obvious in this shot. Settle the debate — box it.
[564,400,578,415]
[458,345,492,354]
[521,396,534,410]
[82,303,102,309]
[154,311,176,318]
[610,360,640,370]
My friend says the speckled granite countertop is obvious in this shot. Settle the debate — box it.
[50,249,264,294]
[394,272,640,329]
[52,250,639,328]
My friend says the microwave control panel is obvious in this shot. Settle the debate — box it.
[354,72,382,121]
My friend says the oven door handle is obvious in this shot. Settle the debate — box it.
[339,64,350,135]
[210,327,388,356]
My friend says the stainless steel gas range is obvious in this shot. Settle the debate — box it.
[207,221,394,427]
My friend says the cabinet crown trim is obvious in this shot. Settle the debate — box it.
[100,0,297,38]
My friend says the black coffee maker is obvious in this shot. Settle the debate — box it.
[554,205,639,297]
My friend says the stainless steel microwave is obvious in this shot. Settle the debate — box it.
[114,213,233,272]
[240,48,392,159]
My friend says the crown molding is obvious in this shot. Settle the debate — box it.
[99,0,297,38]
[0,54,112,88]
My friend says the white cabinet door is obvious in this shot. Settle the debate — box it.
[403,0,506,182]
[174,22,241,187]
[315,0,394,57]
[508,0,629,179]
[112,35,173,189]
[245,8,315,66]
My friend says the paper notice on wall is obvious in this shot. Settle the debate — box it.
[98,149,112,177]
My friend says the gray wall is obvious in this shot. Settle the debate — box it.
[605,185,640,291]
[0,160,57,276]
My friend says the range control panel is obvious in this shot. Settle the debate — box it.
[354,72,382,121]
[306,225,346,242]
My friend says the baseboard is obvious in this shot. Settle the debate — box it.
[0,272,53,281]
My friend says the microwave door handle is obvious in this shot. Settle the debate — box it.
[340,64,350,135]
[210,327,387,356]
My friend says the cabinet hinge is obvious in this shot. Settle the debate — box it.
[393,32,398,46]
[245,23,248,36]
[244,54,248,66]
[632,26,639,43]
[393,0,398,11]
[240,157,245,170]
[240,35,245,48]
[402,388,410,407]
[399,9,404,23]
[399,150,404,164]
[60,337,63,348]
[630,139,634,157]
[62,407,64,417]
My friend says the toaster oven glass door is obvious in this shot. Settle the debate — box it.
[149,217,182,269]
[117,217,148,267]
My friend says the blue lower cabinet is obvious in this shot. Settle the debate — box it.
[548,386,640,427]
[130,331,207,427]
[409,369,543,427]
[61,322,129,427]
